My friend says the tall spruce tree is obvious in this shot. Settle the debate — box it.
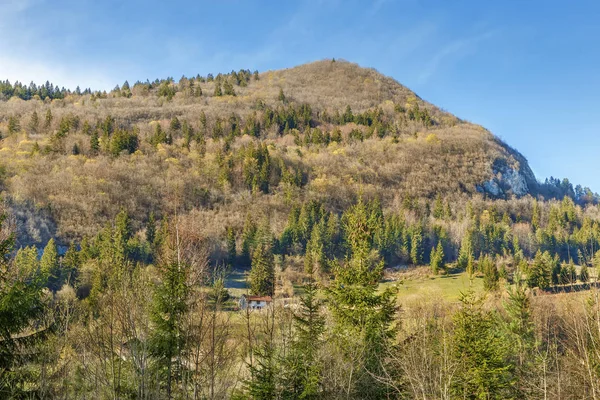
[149,234,190,399]
[248,243,275,297]
[327,198,397,398]
[452,290,514,399]
[41,238,61,291]
[0,212,48,397]
[281,275,325,399]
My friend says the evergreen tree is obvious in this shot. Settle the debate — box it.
[433,194,444,219]
[243,340,276,400]
[7,116,20,135]
[482,255,499,291]
[28,110,39,134]
[223,80,236,96]
[213,82,222,97]
[62,242,80,284]
[226,226,237,267]
[90,131,100,155]
[327,198,396,398]
[241,215,257,268]
[304,223,326,274]
[410,225,424,265]
[458,232,475,272]
[249,243,275,297]
[430,241,445,275]
[0,214,47,397]
[527,251,553,289]
[149,238,189,399]
[281,275,325,399]
[146,212,156,245]
[452,290,514,399]
[41,238,61,291]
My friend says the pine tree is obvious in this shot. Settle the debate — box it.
[41,238,61,291]
[430,241,445,275]
[169,116,181,132]
[281,275,325,399]
[7,116,20,135]
[149,237,189,399]
[327,198,396,398]
[28,110,39,134]
[223,80,236,96]
[45,109,54,130]
[482,255,499,291]
[243,340,276,399]
[226,226,237,267]
[527,251,553,289]
[62,243,80,284]
[90,131,100,155]
[410,225,424,265]
[213,82,222,97]
[0,213,47,397]
[452,290,514,399]
[146,212,156,245]
[433,194,444,219]
[241,215,257,268]
[458,232,474,271]
[504,283,535,397]
[278,88,286,103]
[304,223,326,274]
[249,243,275,297]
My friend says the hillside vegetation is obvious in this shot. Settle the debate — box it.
[2,60,600,399]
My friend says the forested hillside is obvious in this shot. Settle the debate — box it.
[2,59,600,399]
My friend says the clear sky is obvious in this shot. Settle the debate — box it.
[1,0,599,191]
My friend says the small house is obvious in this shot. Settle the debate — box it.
[239,295,272,310]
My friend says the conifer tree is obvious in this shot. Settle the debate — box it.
[0,213,47,397]
[41,238,61,291]
[458,232,474,272]
[482,255,499,291]
[90,131,100,155]
[241,215,257,268]
[430,241,445,275]
[223,80,236,96]
[248,243,275,297]
[149,233,189,399]
[226,226,237,267]
[327,198,396,398]
[452,290,514,399]
[44,109,53,131]
[213,82,222,97]
[28,110,39,134]
[281,274,325,399]
[7,116,20,135]
[410,225,424,265]
[62,243,80,284]
[304,223,326,274]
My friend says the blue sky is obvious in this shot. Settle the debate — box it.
[1,0,599,191]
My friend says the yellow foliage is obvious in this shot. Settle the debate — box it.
[425,133,440,144]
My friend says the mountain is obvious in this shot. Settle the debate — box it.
[0,59,585,246]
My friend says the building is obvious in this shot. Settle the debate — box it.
[239,295,272,310]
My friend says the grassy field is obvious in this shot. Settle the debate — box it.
[225,265,483,305]
[381,267,484,303]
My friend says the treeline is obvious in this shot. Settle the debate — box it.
[3,198,600,399]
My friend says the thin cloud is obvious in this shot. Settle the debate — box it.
[418,30,496,84]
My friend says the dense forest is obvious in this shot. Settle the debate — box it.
[2,59,600,399]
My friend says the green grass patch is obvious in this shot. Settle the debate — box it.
[380,269,484,302]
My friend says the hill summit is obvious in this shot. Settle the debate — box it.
[0,59,587,244]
